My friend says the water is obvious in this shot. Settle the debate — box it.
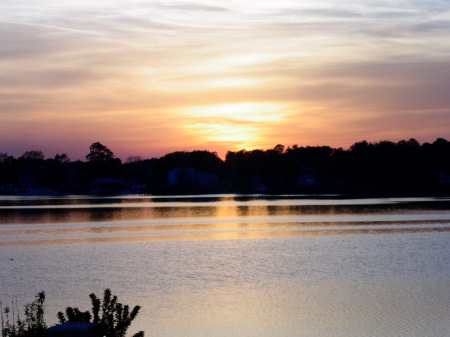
[0,195,449,336]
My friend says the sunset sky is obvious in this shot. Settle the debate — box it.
[1,0,449,160]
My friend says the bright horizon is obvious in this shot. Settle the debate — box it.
[1,0,449,161]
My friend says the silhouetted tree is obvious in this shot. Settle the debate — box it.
[263,145,287,186]
[83,143,123,183]
[123,159,155,189]
[224,150,254,189]
[86,142,115,162]
[189,151,223,173]
[20,150,44,160]
[153,150,223,190]
[0,154,16,186]
[125,156,143,164]
[54,153,70,164]
[272,144,285,154]
[0,153,15,164]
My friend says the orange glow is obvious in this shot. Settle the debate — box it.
[1,1,449,160]
[173,102,288,149]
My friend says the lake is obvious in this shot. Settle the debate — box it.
[0,194,449,336]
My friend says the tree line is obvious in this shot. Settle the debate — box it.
[0,138,449,195]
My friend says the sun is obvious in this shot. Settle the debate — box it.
[174,102,288,147]
[191,122,259,144]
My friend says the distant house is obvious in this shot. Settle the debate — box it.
[90,177,128,194]
[296,174,315,186]
[254,184,267,194]
[25,188,60,196]
[438,172,450,184]
[168,167,218,187]
[168,169,179,186]
[251,174,263,185]
[18,170,36,188]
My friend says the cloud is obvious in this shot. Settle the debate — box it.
[412,20,450,33]
[1,0,449,158]
[154,2,229,13]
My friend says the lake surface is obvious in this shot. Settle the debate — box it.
[0,194,449,336]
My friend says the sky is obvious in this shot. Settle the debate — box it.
[1,0,449,161]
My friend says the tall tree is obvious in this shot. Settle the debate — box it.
[54,153,70,164]
[86,142,114,162]
[20,150,45,160]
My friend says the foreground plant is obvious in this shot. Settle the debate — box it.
[57,288,144,337]
[2,289,144,337]
[1,292,47,337]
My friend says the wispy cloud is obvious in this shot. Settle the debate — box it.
[1,0,449,159]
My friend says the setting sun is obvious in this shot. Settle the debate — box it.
[174,102,288,149]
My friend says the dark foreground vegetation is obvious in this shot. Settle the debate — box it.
[1,138,449,195]
[0,289,144,337]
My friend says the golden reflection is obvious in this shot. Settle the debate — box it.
[3,201,446,226]
[1,226,448,247]
[1,219,449,238]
